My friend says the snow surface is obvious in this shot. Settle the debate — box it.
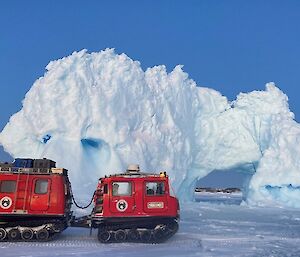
[1,199,300,257]
[1,49,300,207]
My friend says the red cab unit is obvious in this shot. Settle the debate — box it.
[91,164,180,243]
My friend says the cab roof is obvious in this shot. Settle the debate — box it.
[101,171,168,180]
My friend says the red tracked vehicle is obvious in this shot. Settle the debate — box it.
[90,164,180,243]
[0,159,73,241]
[0,160,180,243]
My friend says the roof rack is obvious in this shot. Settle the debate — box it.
[108,172,163,178]
[0,167,68,175]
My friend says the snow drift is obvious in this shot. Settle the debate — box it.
[1,49,300,207]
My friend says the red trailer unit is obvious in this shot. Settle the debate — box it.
[91,164,180,243]
[0,161,73,241]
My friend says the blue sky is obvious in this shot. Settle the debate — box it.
[1,1,300,187]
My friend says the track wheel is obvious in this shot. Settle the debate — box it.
[98,229,111,243]
[21,228,34,241]
[140,230,151,242]
[153,227,165,242]
[36,229,49,241]
[53,222,65,233]
[168,221,179,232]
[127,229,140,241]
[114,230,126,242]
[8,228,20,240]
[0,228,7,241]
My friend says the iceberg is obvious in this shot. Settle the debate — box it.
[1,49,300,207]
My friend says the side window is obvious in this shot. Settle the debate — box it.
[0,181,16,193]
[146,182,165,196]
[112,182,132,196]
[34,179,49,194]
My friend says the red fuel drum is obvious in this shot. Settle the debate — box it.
[0,165,73,241]
[91,165,180,243]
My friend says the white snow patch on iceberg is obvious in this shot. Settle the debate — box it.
[1,49,300,207]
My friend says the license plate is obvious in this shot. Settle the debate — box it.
[147,202,164,209]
